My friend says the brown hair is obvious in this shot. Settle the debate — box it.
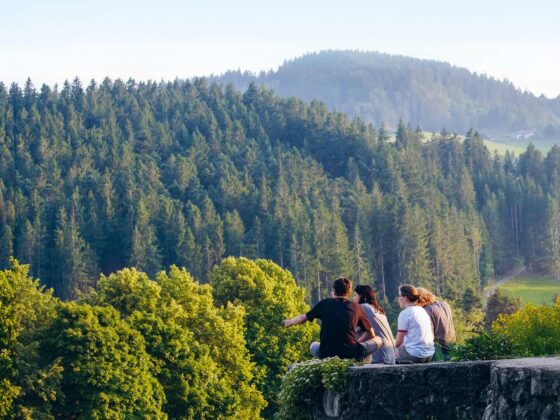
[333,277,352,297]
[355,284,385,314]
[417,287,437,307]
[399,284,420,303]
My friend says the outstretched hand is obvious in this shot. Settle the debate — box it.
[281,314,307,328]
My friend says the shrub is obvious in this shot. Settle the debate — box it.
[275,357,354,420]
[493,299,560,356]
[454,299,560,360]
[451,330,516,361]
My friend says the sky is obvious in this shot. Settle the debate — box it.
[1,0,559,98]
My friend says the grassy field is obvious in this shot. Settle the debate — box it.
[386,131,528,156]
[497,274,560,306]
[481,139,526,156]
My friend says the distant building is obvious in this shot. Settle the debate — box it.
[515,130,535,140]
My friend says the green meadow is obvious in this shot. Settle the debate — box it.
[388,131,528,156]
[497,274,560,306]
[481,139,527,156]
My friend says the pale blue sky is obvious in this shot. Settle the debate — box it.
[1,0,559,97]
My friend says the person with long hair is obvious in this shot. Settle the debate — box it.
[282,277,382,361]
[353,284,396,364]
[395,284,435,363]
[417,287,456,361]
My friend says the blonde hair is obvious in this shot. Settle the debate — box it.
[417,287,437,307]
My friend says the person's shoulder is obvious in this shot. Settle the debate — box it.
[317,297,338,307]
[437,300,451,309]
[399,306,412,318]
[414,305,432,321]
[321,297,337,303]
[344,300,363,313]
[411,305,429,316]
[360,302,375,313]
[314,298,328,305]
[423,303,435,313]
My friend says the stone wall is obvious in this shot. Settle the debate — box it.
[315,357,560,420]
[483,358,560,420]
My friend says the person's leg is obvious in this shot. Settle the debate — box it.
[396,346,414,364]
[359,336,382,363]
[310,341,321,358]
[441,345,452,362]
[396,346,430,364]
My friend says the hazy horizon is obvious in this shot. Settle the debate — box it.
[2,0,559,98]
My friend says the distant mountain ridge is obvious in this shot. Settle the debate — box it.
[214,50,560,139]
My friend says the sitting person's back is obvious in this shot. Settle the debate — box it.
[395,285,435,363]
[418,287,456,360]
[306,296,371,359]
[282,277,382,361]
[354,284,396,364]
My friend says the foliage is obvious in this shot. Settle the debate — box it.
[484,290,521,331]
[0,259,58,418]
[2,74,560,413]
[275,357,355,420]
[2,76,553,310]
[38,301,166,419]
[493,299,560,356]
[451,303,484,345]
[0,260,266,418]
[211,257,318,416]
[451,330,516,361]
[91,266,266,419]
[454,298,560,360]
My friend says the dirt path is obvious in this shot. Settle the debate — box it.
[484,266,527,300]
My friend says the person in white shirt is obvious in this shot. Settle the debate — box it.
[395,284,435,363]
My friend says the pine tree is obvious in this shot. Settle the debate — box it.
[129,199,162,278]
[224,210,245,257]
[54,208,98,299]
[547,197,560,279]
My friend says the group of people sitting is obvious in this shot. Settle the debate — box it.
[282,277,455,364]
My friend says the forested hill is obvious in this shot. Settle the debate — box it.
[215,50,560,138]
[1,78,560,309]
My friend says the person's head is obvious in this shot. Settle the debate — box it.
[417,287,437,307]
[354,284,385,314]
[332,277,352,298]
[398,284,420,308]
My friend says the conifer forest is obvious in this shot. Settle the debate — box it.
[1,78,560,302]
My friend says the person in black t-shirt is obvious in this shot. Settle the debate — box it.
[282,277,382,361]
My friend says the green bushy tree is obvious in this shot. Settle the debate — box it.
[91,266,265,419]
[210,257,318,416]
[39,302,165,418]
[0,259,58,418]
